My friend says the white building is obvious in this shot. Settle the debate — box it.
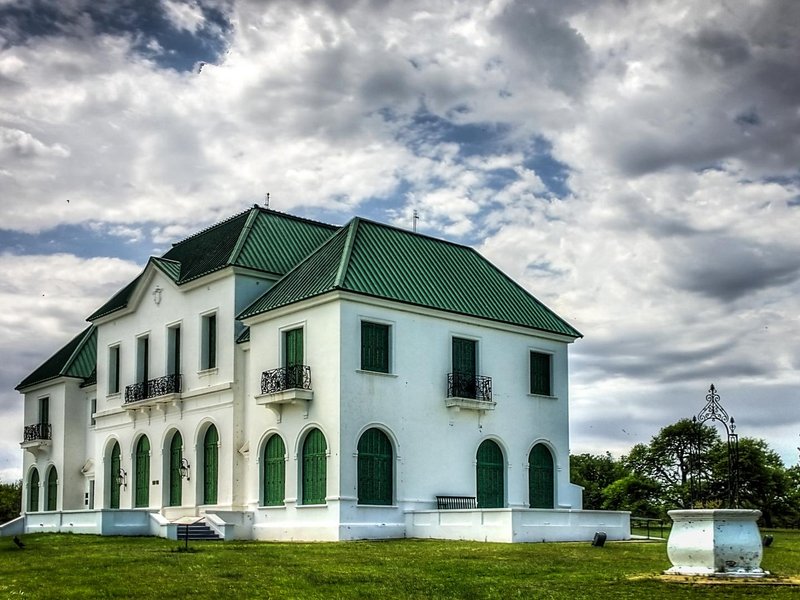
[6,207,629,542]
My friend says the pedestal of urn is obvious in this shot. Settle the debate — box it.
[666,509,766,577]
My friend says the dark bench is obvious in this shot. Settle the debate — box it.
[436,495,477,510]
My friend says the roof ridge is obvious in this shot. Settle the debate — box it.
[334,218,360,287]
[169,206,254,248]
[226,207,260,266]
[253,206,339,231]
[348,215,474,252]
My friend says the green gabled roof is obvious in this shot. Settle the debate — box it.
[16,326,97,390]
[239,218,582,338]
[87,207,337,322]
[236,327,251,343]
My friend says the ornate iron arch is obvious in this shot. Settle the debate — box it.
[690,384,739,508]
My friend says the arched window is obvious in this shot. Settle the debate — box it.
[262,435,286,506]
[476,440,504,508]
[134,436,150,508]
[301,429,327,505]
[46,466,58,511]
[357,428,393,505]
[169,432,183,507]
[110,441,121,509]
[28,468,39,512]
[528,444,555,509]
[203,425,219,504]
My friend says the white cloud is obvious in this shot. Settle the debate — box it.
[162,0,207,34]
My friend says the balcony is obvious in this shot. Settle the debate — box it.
[123,374,182,409]
[20,422,52,452]
[445,372,496,411]
[255,365,312,422]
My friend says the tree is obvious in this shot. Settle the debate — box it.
[601,474,662,517]
[570,452,628,510]
[624,419,719,509]
[0,479,22,524]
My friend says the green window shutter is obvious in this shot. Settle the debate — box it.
[476,440,504,508]
[29,469,39,512]
[452,338,477,398]
[203,425,219,504]
[529,444,555,508]
[361,322,389,373]
[357,428,393,505]
[208,315,216,369]
[135,436,150,508]
[263,435,286,506]
[169,433,183,507]
[110,442,121,509]
[46,467,58,511]
[302,429,327,504]
[284,328,304,388]
[530,352,552,396]
[39,397,49,426]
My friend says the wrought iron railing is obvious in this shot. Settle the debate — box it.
[124,374,182,404]
[23,422,52,442]
[261,365,312,395]
[447,372,493,402]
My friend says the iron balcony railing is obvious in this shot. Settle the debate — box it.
[447,372,493,402]
[261,365,312,395]
[124,374,182,404]
[23,422,52,442]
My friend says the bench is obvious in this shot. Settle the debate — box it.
[436,495,477,510]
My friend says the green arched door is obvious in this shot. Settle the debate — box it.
[263,435,286,506]
[169,432,183,507]
[302,429,327,504]
[110,442,121,509]
[46,467,58,511]
[135,436,150,508]
[476,440,504,508]
[28,469,39,512]
[357,428,393,505]
[203,425,219,504]
[529,444,555,508]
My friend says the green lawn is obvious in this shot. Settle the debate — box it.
[1,531,798,599]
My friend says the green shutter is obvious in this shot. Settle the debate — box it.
[46,467,58,511]
[263,435,286,506]
[169,433,182,507]
[530,352,551,396]
[208,315,217,369]
[452,338,477,398]
[302,429,327,504]
[476,440,504,508]
[284,328,304,388]
[29,469,39,512]
[39,397,49,426]
[357,428,393,505]
[361,322,389,373]
[110,442,121,509]
[529,444,555,508]
[134,436,150,508]
[203,425,219,504]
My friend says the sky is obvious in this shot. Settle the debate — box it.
[1,0,799,481]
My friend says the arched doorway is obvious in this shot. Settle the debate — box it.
[357,428,393,505]
[45,466,58,511]
[301,429,327,505]
[134,436,150,508]
[109,441,121,509]
[262,434,286,506]
[476,440,504,508]
[203,425,219,504]
[169,432,183,507]
[529,444,555,508]
[28,468,39,512]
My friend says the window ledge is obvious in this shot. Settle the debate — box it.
[528,393,558,400]
[355,369,397,378]
[296,503,327,508]
[356,504,398,508]
[106,392,121,400]
[198,367,219,377]
[259,504,286,510]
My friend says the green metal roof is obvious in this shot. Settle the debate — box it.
[87,207,337,321]
[239,218,582,338]
[16,326,97,391]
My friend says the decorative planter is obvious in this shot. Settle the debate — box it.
[665,509,766,577]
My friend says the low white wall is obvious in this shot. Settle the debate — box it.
[0,516,25,537]
[406,509,630,543]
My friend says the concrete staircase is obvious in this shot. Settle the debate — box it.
[176,520,222,541]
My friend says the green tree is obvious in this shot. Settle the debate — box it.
[601,474,662,517]
[570,452,628,510]
[624,419,719,509]
[0,479,22,524]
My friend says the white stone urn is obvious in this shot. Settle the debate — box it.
[665,509,766,577]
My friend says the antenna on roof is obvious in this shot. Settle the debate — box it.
[413,209,419,233]
[264,192,270,209]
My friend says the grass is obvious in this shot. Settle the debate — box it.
[1,530,798,599]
